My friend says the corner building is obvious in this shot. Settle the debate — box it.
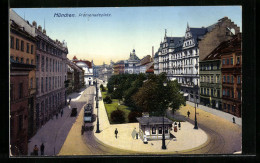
[33,21,68,128]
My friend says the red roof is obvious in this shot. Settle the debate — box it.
[73,56,78,60]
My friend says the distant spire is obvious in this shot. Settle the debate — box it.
[187,22,190,31]
[165,29,167,37]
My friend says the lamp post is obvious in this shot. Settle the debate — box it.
[194,94,198,129]
[96,79,100,133]
[161,81,167,150]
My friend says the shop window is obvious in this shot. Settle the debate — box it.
[158,127,162,134]
[152,127,156,134]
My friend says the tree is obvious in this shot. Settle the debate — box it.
[132,73,185,116]
[103,96,112,104]
[128,111,142,123]
[111,109,125,123]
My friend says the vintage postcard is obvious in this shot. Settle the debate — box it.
[9,6,244,157]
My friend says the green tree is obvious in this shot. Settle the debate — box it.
[132,73,185,116]
[111,109,125,123]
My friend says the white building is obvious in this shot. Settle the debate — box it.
[72,56,94,86]
[124,49,140,74]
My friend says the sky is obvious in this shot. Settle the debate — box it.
[12,6,242,65]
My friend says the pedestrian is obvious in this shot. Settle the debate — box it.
[33,145,39,156]
[178,121,181,130]
[187,110,190,118]
[115,128,118,139]
[61,109,63,117]
[233,117,236,123]
[56,112,58,119]
[40,143,45,156]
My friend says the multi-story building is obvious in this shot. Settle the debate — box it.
[113,60,125,75]
[221,34,242,117]
[10,9,37,140]
[98,61,114,82]
[66,64,74,94]
[67,60,84,91]
[199,44,223,109]
[154,17,240,103]
[10,58,35,155]
[136,55,153,74]
[124,49,140,74]
[72,56,93,86]
[34,21,68,128]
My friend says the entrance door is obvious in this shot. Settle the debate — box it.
[89,81,91,85]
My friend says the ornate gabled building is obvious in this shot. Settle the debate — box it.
[124,49,140,74]
[154,17,240,103]
[113,60,125,75]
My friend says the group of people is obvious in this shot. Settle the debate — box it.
[33,143,45,156]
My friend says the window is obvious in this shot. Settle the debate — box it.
[10,36,14,49]
[232,105,235,112]
[36,55,39,70]
[152,127,156,134]
[223,75,226,83]
[227,89,230,96]
[46,77,48,92]
[41,77,43,93]
[217,90,220,98]
[222,59,225,65]
[53,60,55,72]
[237,57,240,64]
[165,126,168,134]
[46,57,48,72]
[231,90,234,98]
[231,76,234,83]
[16,38,19,50]
[207,89,209,95]
[227,76,230,83]
[217,63,220,70]
[41,56,44,72]
[21,40,24,51]
[237,76,241,84]
[211,75,213,83]
[19,83,23,99]
[53,77,54,89]
[231,57,233,65]
[158,127,162,134]
[201,88,203,94]
[211,89,213,96]
[227,104,230,111]
[31,45,34,54]
[238,90,241,99]
[207,76,210,83]
[31,59,34,65]
[18,115,23,131]
[30,78,33,88]
[211,64,213,70]
[21,58,24,63]
[27,43,29,53]
[227,58,229,65]
[26,58,29,64]
[223,89,226,96]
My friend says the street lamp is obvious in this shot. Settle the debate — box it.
[96,79,100,133]
[161,81,167,150]
[194,93,198,129]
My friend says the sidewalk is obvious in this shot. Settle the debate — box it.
[186,101,242,126]
[28,88,87,156]
[92,90,208,154]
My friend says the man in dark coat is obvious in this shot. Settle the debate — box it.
[40,143,45,156]
[187,111,190,118]
[115,128,118,139]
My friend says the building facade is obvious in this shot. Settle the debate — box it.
[199,47,222,109]
[221,34,242,117]
[10,9,37,140]
[154,17,240,103]
[113,60,125,75]
[124,49,140,74]
[72,56,93,86]
[34,22,68,128]
[10,58,35,155]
